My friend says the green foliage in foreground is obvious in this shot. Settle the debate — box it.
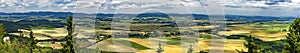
[0,16,76,53]
[0,40,62,53]
[236,35,262,53]
[61,16,76,53]
[0,23,6,43]
[283,18,300,53]
[0,23,61,53]
[29,30,38,53]
[233,18,300,53]
[0,38,30,53]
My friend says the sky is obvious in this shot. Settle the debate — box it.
[0,0,300,16]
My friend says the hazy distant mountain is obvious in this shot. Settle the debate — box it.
[0,12,73,18]
[0,11,295,20]
[0,12,6,14]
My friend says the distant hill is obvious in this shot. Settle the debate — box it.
[136,12,170,18]
[0,12,73,18]
[0,11,295,20]
[0,12,5,14]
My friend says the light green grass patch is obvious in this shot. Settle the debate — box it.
[113,40,151,50]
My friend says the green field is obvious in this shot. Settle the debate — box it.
[114,40,151,50]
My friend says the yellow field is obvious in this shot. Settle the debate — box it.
[9,28,67,49]
[251,31,287,41]
[125,38,247,53]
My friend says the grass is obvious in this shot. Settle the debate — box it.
[38,42,51,47]
[200,34,213,39]
[114,40,151,50]
[264,29,281,34]
[165,37,196,45]
[166,38,181,45]
[31,26,55,30]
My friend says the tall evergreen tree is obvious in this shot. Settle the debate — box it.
[187,44,193,53]
[28,29,37,53]
[0,23,7,43]
[236,35,261,53]
[61,16,76,53]
[283,18,300,53]
[156,42,164,53]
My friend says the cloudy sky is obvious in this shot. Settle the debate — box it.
[0,0,300,16]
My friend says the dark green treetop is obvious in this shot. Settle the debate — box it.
[283,18,300,53]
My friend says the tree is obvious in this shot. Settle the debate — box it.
[0,38,30,53]
[198,51,208,53]
[283,18,300,53]
[156,42,164,53]
[11,38,20,52]
[236,35,261,53]
[187,44,193,53]
[28,29,37,53]
[0,23,7,43]
[61,16,76,53]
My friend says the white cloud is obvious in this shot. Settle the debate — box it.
[0,0,299,16]
[292,0,300,3]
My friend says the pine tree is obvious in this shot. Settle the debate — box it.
[0,23,7,43]
[1,38,26,53]
[245,35,260,53]
[236,35,260,53]
[187,44,193,53]
[28,29,37,53]
[283,18,300,53]
[61,16,76,53]
[156,42,164,53]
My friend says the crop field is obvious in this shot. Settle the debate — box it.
[1,15,294,53]
[19,19,289,53]
[0,1,299,53]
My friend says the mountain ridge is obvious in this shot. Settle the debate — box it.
[0,11,295,19]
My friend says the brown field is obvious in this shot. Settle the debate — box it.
[9,28,67,49]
